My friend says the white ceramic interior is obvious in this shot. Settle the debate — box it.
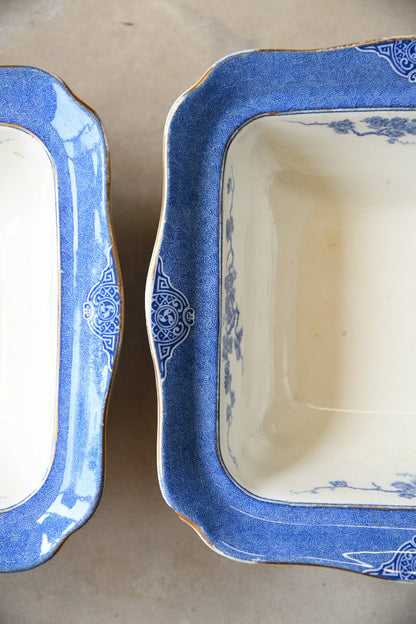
[0,124,59,511]
[219,109,416,506]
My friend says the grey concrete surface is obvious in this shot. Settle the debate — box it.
[1,1,416,622]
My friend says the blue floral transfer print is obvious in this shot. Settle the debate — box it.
[292,116,416,145]
[222,171,243,450]
[291,474,416,500]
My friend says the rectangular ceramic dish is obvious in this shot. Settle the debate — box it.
[0,67,122,572]
[147,38,416,581]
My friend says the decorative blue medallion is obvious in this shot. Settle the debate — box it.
[83,248,120,371]
[358,39,416,82]
[365,536,416,581]
[151,257,195,379]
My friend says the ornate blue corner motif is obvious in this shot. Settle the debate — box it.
[364,536,416,581]
[358,39,416,82]
[151,258,195,380]
[83,248,121,371]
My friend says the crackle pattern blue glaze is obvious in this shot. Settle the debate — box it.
[0,67,122,572]
[148,39,416,580]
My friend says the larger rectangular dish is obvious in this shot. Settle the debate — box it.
[147,38,416,581]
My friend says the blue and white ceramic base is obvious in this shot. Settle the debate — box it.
[147,38,416,581]
[0,67,122,572]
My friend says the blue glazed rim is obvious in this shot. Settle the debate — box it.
[147,38,416,581]
[0,66,123,572]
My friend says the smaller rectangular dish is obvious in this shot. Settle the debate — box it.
[0,67,122,572]
[147,38,416,581]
